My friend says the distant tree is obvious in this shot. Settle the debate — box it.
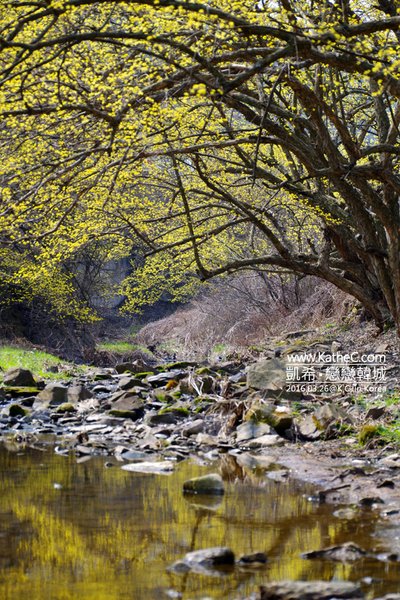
[1,1,400,331]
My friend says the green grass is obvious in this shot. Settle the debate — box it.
[0,345,74,380]
[96,340,154,357]
[358,420,400,446]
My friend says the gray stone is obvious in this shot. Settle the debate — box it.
[148,412,180,425]
[266,406,293,434]
[238,552,268,566]
[302,542,367,562]
[245,434,285,448]
[3,367,36,387]
[169,547,234,573]
[183,473,224,495]
[182,419,204,436]
[236,421,272,442]
[67,385,93,403]
[259,580,362,599]
[195,433,219,446]
[109,398,145,420]
[35,383,68,407]
[147,370,185,385]
[121,461,174,474]
[365,406,385,420]
[115,361,147,374]
[246,358,286,391]
[297,414,322,440]
[55,402,76,413]
[298,403,351,441]
[118,376,148,390]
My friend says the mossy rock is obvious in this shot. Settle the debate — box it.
[194,395,214,405]
[9,404,29,418]
[2,386,39,396]
[158,405,190,417]
[244,401,275,424]
[134,371,155,379]
[153,390,173,403]
[358,424,381,445]
[163,361,197,370]
[183,473,225,495]
[196,367,212,375]
[55,403,76,414]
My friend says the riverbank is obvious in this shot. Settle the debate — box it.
[1,322,399,599]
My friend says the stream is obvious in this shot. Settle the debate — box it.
[1,441,400,599]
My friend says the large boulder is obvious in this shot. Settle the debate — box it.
[3,367,36,387]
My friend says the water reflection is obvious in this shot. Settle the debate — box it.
[0,443,399,599]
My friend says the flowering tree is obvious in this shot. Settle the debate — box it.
[1,0,400,330]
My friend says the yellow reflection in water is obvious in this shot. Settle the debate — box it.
[0,446,397,600]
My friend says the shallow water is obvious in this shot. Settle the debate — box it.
[0,442,399,600]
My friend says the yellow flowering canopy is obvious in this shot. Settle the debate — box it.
[0,1,400,328]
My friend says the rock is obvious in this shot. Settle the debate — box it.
[245,434,285,448]
[118,449,149,461]
[118,376,148,390]
[359,496,384,507]
[55,403,76,413]
[34,383,68,407]
[169,547,235,573]
[195,433,219,446]
[3,367,36,387]
[67,385,93,403]
[313,403,350,429]
[298,403,351,441]
[266,406,293,434]
[9,404,29,418]
[365,406,385,420]
[121,461,174,474]
[182,419,204,436]
[259,580,362,599]
[331,340,342,352]
[148,412,180,425]
[301,542,367,562]
[297,414,322,440]
[115,361,147,374]
[379,453,400,468]
[244,400,275,423]
[246,358,286,391]
[183,473,224,495]
[147,370,186,386]
[236,421,272,442]
[238,552,268,567]
[109,398,145,420]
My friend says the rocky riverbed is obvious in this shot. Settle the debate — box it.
[1,327,400,599]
